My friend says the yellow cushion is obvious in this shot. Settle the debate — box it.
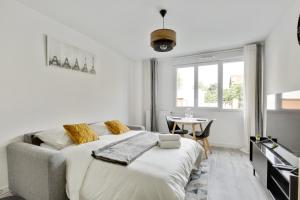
[104,120,130,134]
[63,123,98,144]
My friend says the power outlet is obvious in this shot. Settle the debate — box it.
[0,187,11,198]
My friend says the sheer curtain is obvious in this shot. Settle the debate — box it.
[242,44,264,153]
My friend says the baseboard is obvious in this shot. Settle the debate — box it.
[0,186,11,198]
[210,142,242,149]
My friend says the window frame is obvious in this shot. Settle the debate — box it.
[221,59,245,111]
[196,62,220,109]
[174,65,195,108]
[174,58,244,111]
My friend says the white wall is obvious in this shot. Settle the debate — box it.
[264,2,300,193]
[265,0,300,94]
[0,0,135,189]
[128,60,144,125]
[149,57,244,148]
[267,110,300,155]
[264,0,300,162]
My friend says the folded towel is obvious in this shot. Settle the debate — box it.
[159,134,181,142]
[159,140,181,149]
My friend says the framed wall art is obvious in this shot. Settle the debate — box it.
[46,36,96,74]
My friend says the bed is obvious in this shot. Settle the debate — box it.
[7,124,203,200]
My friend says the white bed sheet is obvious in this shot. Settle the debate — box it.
[61,131,203,200]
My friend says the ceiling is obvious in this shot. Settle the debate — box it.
[17,0,293,60]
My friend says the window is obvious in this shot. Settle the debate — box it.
[198,64,218,107]
[176,67,194,107]
[282,90,300,110]
[267,90,300,111]
[175,60,244,110]
[222,62,244,109]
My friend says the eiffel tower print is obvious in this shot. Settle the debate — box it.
[89,57,96,74]
[49,56,61,66]
[47,36,96,75]
[81,57,88,73]
[72,58,80,71]
[62,58,71,69]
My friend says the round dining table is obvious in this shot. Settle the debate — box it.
[169,117,209,140]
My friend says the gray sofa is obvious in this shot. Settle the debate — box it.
[7,125,145,200]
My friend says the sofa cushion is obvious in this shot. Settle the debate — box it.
[63,123,98,144]
[35,127,73,149]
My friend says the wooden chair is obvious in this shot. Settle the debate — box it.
[189,120,214,159]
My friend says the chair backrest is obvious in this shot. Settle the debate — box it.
[165,116,180,133]
[201,120,214,138]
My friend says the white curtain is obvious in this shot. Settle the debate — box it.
[242,44,257,153]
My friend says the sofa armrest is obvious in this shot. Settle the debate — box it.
[7,143,67,200]
[127,125,145,131]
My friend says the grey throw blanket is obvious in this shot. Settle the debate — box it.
[92,132,158,166]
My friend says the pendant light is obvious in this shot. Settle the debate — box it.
[151,9,176,52]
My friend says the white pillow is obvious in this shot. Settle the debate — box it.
[36,127,73,149]
[89,123,111,136]
[40,143,59,151]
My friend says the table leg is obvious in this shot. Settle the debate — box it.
[199,123,203,131]
[172,122,177,134]
[192,124,196,140]
[203,139,208,159]
[205,138,212,154]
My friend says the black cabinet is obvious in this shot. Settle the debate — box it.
[252,142,268,186]
[250,137,298,200]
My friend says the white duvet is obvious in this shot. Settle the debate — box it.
[61,131,203,200]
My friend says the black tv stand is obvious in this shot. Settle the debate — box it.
[250,137,298,200]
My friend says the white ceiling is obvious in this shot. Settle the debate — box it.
[17,0,293,60]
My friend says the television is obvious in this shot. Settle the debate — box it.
[266,90,300,157]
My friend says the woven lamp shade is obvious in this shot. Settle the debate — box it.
[151,29,176,52]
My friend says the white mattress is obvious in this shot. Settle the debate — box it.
[61,131,203,200]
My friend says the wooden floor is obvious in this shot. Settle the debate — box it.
[207,147,271,200]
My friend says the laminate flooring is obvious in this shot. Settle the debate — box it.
[207,147,271,200]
